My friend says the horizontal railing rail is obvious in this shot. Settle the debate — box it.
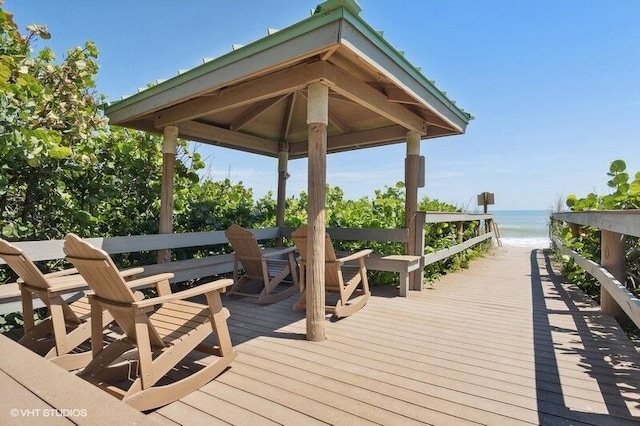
[1,213,496,313]
[552,211,640,327]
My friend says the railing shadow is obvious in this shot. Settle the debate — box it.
[531,249,640,425]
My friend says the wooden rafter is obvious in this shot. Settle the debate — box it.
[319,61,427,134]
[280,92,297,142]
[230,94,288,131]
[178,121,279,156]
[289,125,408,157]
[154,61,326,128]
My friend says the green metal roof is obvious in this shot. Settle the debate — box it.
[105,0,472,158]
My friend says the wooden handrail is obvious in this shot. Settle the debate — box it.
[552,211,640,326]
[1,215,496,313]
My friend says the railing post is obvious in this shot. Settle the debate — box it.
[411,212,426,291]
[569,223,580,238]
[275,142,289,247]
[456,222,464,243]
[600,230,625,318]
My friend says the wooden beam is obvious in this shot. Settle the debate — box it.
[553,211,640,238]
[289,125,407,157]
[321,45,340,61]
[178,121,279,156]
[230,94,288,131]
[384,86,421,105]
[154,61,326,127]
[320,61,427,134]
[280,92,297,141]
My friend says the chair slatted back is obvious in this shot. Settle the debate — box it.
[0,239,51,290]
[291,226,341,292]
[64,234,164,347]
[225,224,265,278]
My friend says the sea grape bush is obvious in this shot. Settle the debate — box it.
[555,159,640,300]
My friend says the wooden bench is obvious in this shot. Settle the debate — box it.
[366,254,422,297]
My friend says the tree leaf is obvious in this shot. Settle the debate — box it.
[609,159,626,173]
[49,146,72,159]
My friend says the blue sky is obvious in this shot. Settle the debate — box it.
[7,0,640,211]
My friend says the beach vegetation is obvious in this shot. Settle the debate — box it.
[554,159,640,303]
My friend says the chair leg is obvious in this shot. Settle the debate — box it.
[206,292,234,357]
[48,296,70,356]
[18,317,53,350]
[20,287,35,332]
[293,264,306,311]
[81,339,135,378]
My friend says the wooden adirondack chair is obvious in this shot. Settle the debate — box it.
[64,233,236,411]
[0,238,142,371]
[291,225,372,318]
[225,224,298,304]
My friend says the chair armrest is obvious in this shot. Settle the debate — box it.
[261,246,297,258]
[45,274,88,293]
[43,268,79,278]
[132,279,233,309]
[336,249,373,264]
[120,267,144,279]
[125,273,175,291]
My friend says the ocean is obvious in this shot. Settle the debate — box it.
[489,210,551,248]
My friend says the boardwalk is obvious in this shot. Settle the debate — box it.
[145,247,640,425]
[3,246,640,425]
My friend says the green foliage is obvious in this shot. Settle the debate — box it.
[0,6,202,275]
[555,159,640,301]
[283,182,485,285]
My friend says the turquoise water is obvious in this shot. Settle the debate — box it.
[490,210,551,248]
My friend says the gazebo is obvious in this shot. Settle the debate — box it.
[104,0,471,341]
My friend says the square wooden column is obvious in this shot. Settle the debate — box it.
[157,125,178,264]
[276,142,289,246]
[404,130,421,290]
[306,82,328,342]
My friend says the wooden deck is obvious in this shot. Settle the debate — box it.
[144,247,639,425]
[3,246,640,425]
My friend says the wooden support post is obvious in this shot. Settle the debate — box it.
[456,222,464,243]
[569,223,580,238]
[600,230,626,318]
[157,125,178,264]
[276,142,289,246]
[413,211,426,291]
[486,217,494,236]
[405,131,421,291]
[306,82,328,342]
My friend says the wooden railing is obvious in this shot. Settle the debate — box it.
[552,211,640,327]
[0,212,496,313]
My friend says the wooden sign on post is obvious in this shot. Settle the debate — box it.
[477,192,495,213]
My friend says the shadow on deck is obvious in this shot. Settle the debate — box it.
[531,249,640,425]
